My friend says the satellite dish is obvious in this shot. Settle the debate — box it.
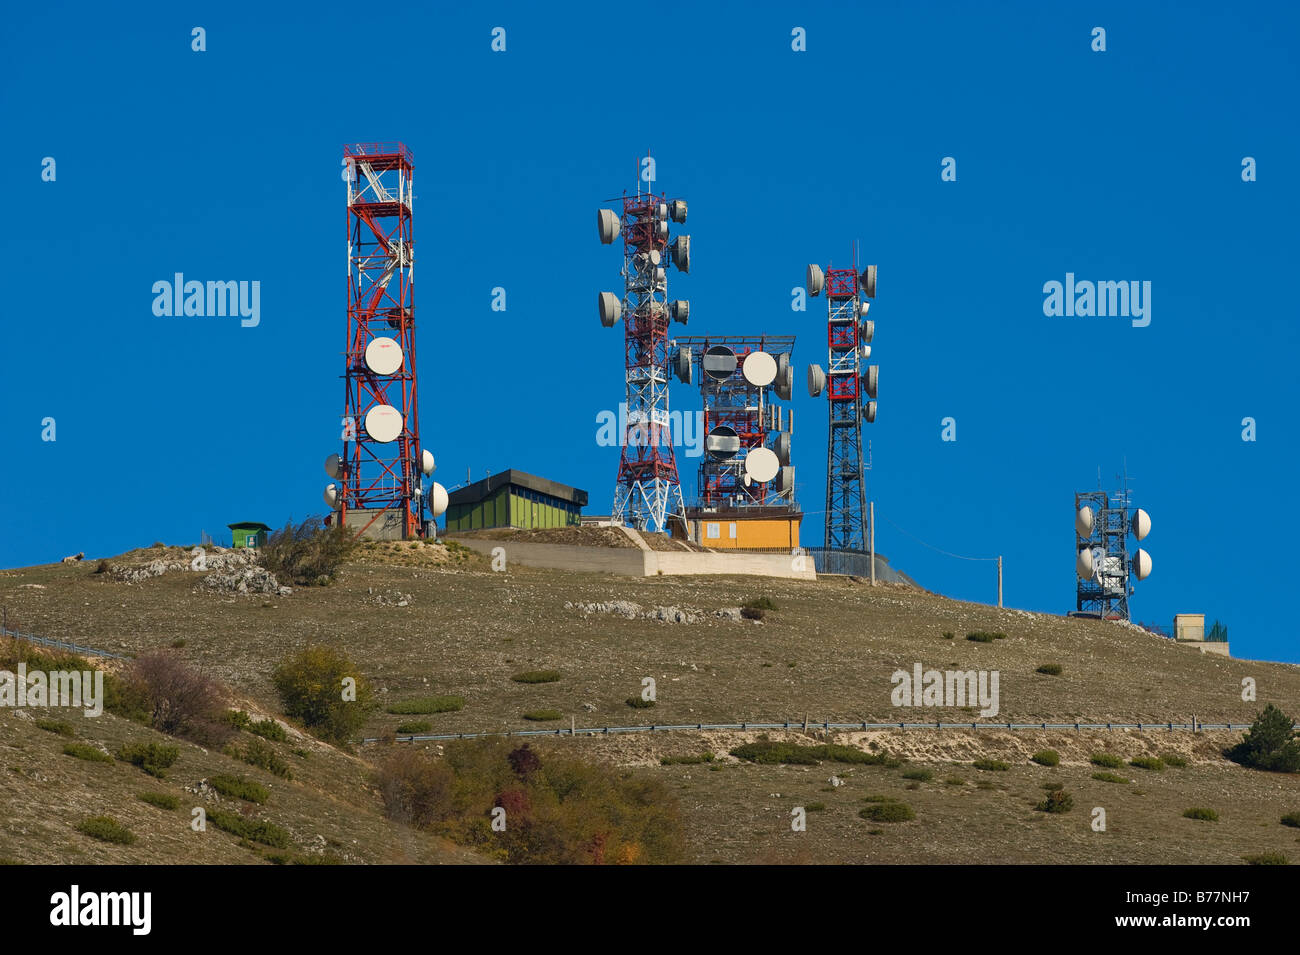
[1132,548,1152,580]
[670,299,690,324]
[364,337,404,376]
[673,346,693,384]
[859,345,872,360]
[860,264,877,298]
[671,235,691,273]
[775,364,793,401]
[1075,506,1095,537]
[656,202,669,221]
[860,319,874,343]
[598,291,622,328]
[670,199,688,223]
[323,483,339,508]
[421,450,435,476]
[857,301,870,318]
[864,400,877,423]
[426,482,449,518]
[863,364,879,399]
[777,465,795,492]
[1076,547,1094,579]
[703,345,737,381]
[806,264,824,297]
[705,425,740,459]
[1131,508,1151,541]
[743,351,778,387]
[365,404,403,443]
[807,363,826,397]
[655,219,669,240]
[774,432,791,466]
[597,209,621,244]
[744,447,780,483]
[325,453,342,479]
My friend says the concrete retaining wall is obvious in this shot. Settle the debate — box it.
[448,536,815,580]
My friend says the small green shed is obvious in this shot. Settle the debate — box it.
[228,521,272,549]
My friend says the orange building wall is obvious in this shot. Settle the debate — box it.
[695,517,801,550]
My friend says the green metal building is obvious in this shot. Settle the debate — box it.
[444,470,587,532]
[228,521,272,549]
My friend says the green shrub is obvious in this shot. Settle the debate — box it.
[730,740,897,766]
[271,645,374,744]
[261,518,357,586]
[1036,663,1063,676]
[1092,771,1129,784]
[660,754,714,766]
[386,696,464,715]
[209,774,270,804]
[522,710,563,721]
[170,639,187,649]
[1161,753,1188,768]
[625,696,656,709]
[1281,812,1300,829]
[941,631,954,640]
[116,741,179,778]
[1090,753,1124,768]
[1183,807,1218,821]
[944,775,965,786]
[1243,852,1288,865]
[225,709,252,730]
[859,802,915,822]
[1224,704,1300,773]
[62,743,112,764]
[966,631,1006,643]
[1129,756,1165,771]
[227,738,292,779]
[744,596,778,611]
[902,768,933,781]
[804,802,826,812]
[740,607,765,621]
[206,808,290,848]
[1031,750,1060,767]
[973,758,1009,771]
[136,791,180,811]
[36,719,75,737]
[395,720,432,735]
[1035,790,1074,813]
[76,816,135,845]
[510,670,561,684]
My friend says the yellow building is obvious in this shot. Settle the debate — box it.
[678,507,802,551]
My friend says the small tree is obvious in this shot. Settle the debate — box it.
[271,645,374,744]
[119,651,231,746]
[1225,704,1300,773]
[261,516,358,586]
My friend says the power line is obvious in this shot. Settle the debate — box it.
[878,513,1000,562]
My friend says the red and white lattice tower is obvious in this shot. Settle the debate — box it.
[329,142,432,540]
[596,165,691,533]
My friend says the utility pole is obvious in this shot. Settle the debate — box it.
[997,555,1003,608]
[869,501,876,586]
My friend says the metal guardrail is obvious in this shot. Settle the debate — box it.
[363,718,1261,745]
[1,626,130,660]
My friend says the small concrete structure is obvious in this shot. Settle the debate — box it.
[448,535,815,580]
[1173,612,1229,657]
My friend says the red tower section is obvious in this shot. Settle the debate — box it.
[340,143,423,539]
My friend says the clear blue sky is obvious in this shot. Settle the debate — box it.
[3,2,1297,663]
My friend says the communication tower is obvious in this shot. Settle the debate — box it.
[1073,470,1152,620]
[596,164,691,533]
[805,251,878,551]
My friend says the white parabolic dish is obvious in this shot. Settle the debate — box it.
[422,449,436,476]
[742,351,778,387]
[365,337,404,376]
[324,453,342,479]
[365,405,403,443]
[745,446,780,483]
[427,482,448,517]
[323,483,338,508]
[1075,506,1094,537]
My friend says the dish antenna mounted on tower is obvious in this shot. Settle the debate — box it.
[1073,466,1152,620]
[595,155,690,534]
[805,248,878,551]
[329,143,444,539]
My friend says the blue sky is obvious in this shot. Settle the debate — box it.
[2,2,1297,662]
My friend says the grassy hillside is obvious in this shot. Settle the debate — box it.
[1,542,1297,864]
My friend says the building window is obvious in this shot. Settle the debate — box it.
[706,522,720,539]
[729,522,737,539]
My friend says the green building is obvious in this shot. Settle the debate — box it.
[228,521,272,549]
[444,470,587,532]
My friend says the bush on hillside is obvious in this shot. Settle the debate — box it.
[117,651,231,746]
[1224,704,1300,773]
[261,517,357,586]
[271,645,374,744]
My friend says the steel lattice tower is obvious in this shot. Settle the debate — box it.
[806,253,877,551]
[340,143,424,539]
[597,173,691,533]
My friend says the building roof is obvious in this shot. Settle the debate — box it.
[447,470,588,508]
[227,522,273,531]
